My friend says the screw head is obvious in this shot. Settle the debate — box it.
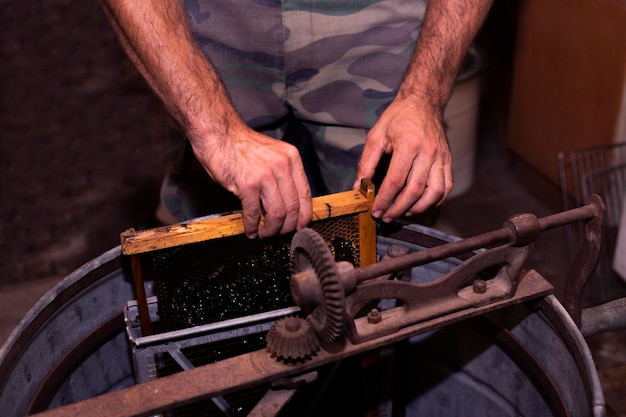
[387,245,410,258]
[284,317,302,332]
[367,308,382,324]
[473,279,487,294]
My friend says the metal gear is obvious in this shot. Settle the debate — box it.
[290,228,346,343]
[266,316,320,362]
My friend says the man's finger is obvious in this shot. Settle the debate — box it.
[354,139,383,190]
[372,148,419,218]
[292,160,313,231]
[257,179,289,239]
[240,194,264,239]
[402,166,445,216]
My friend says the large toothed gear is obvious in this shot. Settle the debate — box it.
[290,228,346,343]
[266,316,320,362]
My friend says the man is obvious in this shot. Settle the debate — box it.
[98,0,492,238]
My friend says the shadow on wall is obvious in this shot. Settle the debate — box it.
[0,1,168,284]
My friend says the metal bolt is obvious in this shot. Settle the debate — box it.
[473,279,487,294]
[367,308,382,324]
[386,245,410,258]
[284,317,302,332]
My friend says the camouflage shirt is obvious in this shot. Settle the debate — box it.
[161,0,426,221]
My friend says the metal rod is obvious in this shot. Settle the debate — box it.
[166,345,237,417]
[355,200,600,284]
[354,228,513,283]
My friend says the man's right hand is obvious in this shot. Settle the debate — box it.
[189,122,312,239]
[97,0,312,239]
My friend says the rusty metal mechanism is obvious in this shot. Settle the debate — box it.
[267,194,605,362]
[31,195,607,417]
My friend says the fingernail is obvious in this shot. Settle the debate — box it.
[405,212,413,218]
[247,233,257,239]
[372,210,383,218]
[382,217,392,223]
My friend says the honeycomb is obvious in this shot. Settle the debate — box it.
[140,215,362,333]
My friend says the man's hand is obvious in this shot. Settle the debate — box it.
[353,0,492,223]
[354,98,453,222]
[190,122,312,239]
[97,0,312,238]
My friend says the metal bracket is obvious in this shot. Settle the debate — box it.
[344,242,533,344]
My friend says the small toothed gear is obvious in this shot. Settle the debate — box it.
[266,316,320,362]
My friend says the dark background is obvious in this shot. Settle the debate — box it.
[1,1,169,284]
[0,1,522,286]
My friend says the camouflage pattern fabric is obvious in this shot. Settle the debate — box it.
[161,0,426,221]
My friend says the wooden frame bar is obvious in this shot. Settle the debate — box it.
[121,187,373,256]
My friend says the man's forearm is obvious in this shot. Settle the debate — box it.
[399,0,493,112]
[97,0,240,143]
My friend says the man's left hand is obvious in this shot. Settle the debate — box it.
[353,97,453,223]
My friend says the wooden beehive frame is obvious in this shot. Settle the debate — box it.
[120,180,376,335]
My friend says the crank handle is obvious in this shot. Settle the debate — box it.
[580,297,626,337]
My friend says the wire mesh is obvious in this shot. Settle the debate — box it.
[140,215,361,333]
